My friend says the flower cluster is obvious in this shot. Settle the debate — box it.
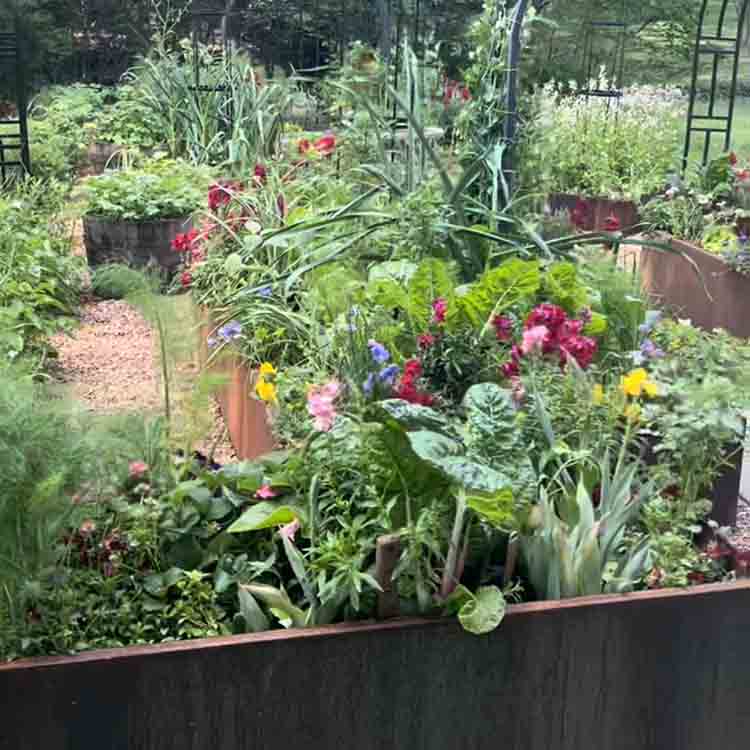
[208,320,243,349]
[500,304,597,378]
[208,180,243,212]
[443,79,471,107]
[64,522,130,578]
[298,133,337,158]
[363,340,400,396]
[395,359,434,406]
[308,380,341,431]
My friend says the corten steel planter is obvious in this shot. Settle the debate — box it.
[639,237,750,339]
[197,309,275,461]
[83,216,191,271]
[1,582,750,750]
[548,192,640,232]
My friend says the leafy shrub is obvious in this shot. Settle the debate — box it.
[0,180,82,362]
[531,82,684,200]
[81,159,210,220]
[91,264,150,299]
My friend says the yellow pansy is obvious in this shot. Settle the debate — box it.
[259,362,277,376]
[592,384,604,405]
[620,368,648,397]
[620,368,658,399]
[255,377,277,404]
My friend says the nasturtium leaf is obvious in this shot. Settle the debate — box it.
[458,586,506,635]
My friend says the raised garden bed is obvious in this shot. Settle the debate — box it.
[197,310,275,460]
[548,192,640,232]
[1,581,749,750]
[83,216,192,271]
[639,238,750,339]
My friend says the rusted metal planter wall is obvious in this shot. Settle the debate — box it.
[1,582,749,750]
[639,238,750,339]
[548,192,640,232]
[197,310,275,460]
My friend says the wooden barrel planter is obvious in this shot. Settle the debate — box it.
[548,193,640,233]
[83,216,191,271]
[1,581,749,750]
[639,237,750,339]
[84,142,124,175]
[197,309,275,461]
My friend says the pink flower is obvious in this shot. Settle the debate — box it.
[279,518,301,541]
[256,484,278,499]
[525,304,567,333]
[129,461,149,479]
[79,519,97,536]
[604,214,621,233]
[314,134,336,156]
[253,164,268,184]
[521,325,549,355]
[431,298,448,325]
[307,380,341,432]
[559,335,598,369]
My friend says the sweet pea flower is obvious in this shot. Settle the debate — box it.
[129,461,149,479]
[368,339,390,365]
[256,484,278,499]
[308,380,341,431]
[279,518,301,541]
[521,325,549,355]
[492,315,513,342]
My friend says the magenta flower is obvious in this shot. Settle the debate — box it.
[256,484,278,499]
[492,315,513,342]
[431,298,448,325]
[417,333,436,349]
[521,325,549,355]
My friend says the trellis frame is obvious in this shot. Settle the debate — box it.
[0,19,30,182]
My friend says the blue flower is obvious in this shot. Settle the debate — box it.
[363,373,377,395]
[640,338,665,360]
[218,320,243,341]
[378,364,400,385]
[368,339,390,365]
[257,286,273,299]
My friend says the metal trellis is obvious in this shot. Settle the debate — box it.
[684,0,750,167]
[578,0,627,102]
[0,23,30,182]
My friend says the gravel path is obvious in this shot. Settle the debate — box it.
[50,298,236,465]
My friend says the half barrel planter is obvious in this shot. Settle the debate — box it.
[83,215,192,271]
[639,237,750,339]
[197,309,275,461]
[84,142,124,175]
[1,581,750,750]
[548,192,640,232]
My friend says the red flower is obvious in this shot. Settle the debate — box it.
[314,134,336,156]
[492,315,513,342]
[603,214,621,233]
[298,138,312,154]
[208,181,243,212]
[181,271,192,288]
[525,304,567,334]
[687,572,705,585]
[559,334,597,369]
[417,333,436,349]
[395,358,434,406]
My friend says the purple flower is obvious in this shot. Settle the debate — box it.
[363,372,377,395]
[368,339,390,365]
[218,320,243,342]
[207,336,218,349]
[640,338,665,361]
[639,311,662,335]
[378,364,400,385]
[257,286,273,298]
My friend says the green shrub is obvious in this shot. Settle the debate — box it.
[91,264,150,299]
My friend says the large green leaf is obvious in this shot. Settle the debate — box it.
[458,585,506,635]
[237,585,270,632]
[466,488,515,529]
[227,501,304,534]
[375,399,457,435]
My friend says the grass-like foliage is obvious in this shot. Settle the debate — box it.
[90,263,152,300]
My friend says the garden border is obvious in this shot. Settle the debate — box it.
[2,581,750,749]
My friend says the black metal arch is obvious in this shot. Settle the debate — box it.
[684,0,750,166]
[0,17,30,183]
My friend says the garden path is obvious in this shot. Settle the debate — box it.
[50,222,235,463]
